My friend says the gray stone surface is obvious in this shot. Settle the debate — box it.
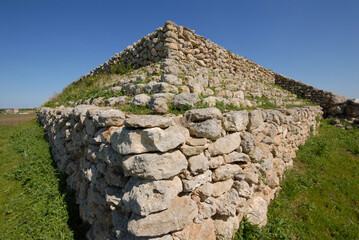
[122,177,182,216]
[212,164,242,181]
[182,170,212,192]
[151,98,169,114]
[245,196,268,227]
[185,108,222,122]
[124,115,174,128]
[127,196,198,237]
[188,119,222,140]
[208,132,241,156]
[121,150,188,180]
[161,74,182,85]
[172,92,200,108]
[241,132,256,154]
[131,94,150,106]
[224,152,250,164]
[188,153,209,174]
[111,126,186,155]
[93,109,125,127]
[248,110,264,130]
[223,111,249,132]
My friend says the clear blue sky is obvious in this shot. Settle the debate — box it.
[1,0,358,108]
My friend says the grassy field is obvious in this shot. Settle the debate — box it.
[235,119,359,240]
[0,119,87,240]
[0,116,358,239]
[0,113,36,126]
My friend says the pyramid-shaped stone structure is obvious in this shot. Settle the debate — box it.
[38,21,358,240]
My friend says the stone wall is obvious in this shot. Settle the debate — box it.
[37,105,322,240]
[163,21,276,83]
[275,74,359,120]
[73,27,170,85]
[73,21,276,86]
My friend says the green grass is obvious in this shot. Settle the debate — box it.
[0,120,87,239]
[43,61,135,107]
[234,119,359,240]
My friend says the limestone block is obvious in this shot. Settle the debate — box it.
[233,180,252,199]
[150,97,169,114]
[111,126,186,155]
[248,110,264,130]
[122,176,182,216]
[212,164,242,181]
[185,107,222,122]
[172,92,200,108]
[105,187,123,206]
[172,218,216,240]
[180,144,206,157]
[208,132,241,156]
[242,164,259,184]
[131,94,150,106]
[214,215,240,240]
[223,111,249,132]
[240,132,256,154]
[127,196,198,237]
[249,147,264,163]
[197,198,217,220]
[161,74,182,85]
[124,115,174,128]
[93,109,125,127]
[245,196,268,227]
[105,96,127,106]
[152,82,179,94]
[215,189,243,216]
[186,137,208,146]
[188,153,209,174]
[209,155,225,169]
[224,152,250,164]
[194,182,213,200]
[121,150,188,180]
[188,82,204,95]
[211,178,234,197]
[182,170,212,192]
[188,119,222,140]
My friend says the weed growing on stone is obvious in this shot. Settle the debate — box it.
[117,105,153,115]
[111,62,133,75]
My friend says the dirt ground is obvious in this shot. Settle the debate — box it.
[0,113,37,126]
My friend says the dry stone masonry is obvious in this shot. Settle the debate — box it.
[67,21,357,123]
[38,20,357,240]
[73,21,275,86]
[275,74,359,121]
[37,105,322,240]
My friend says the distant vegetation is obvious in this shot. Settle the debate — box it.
[235,119,359,239]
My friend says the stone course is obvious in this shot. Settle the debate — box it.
[275,74,359,122]
[37,105,322,239]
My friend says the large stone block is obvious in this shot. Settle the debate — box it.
[121,150,188,180]
[111,126,187,155]
[208,132,241,156]
[127,196,198,237]
[122,177,182,216]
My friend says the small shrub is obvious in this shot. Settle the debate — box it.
[111,62,133,75]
